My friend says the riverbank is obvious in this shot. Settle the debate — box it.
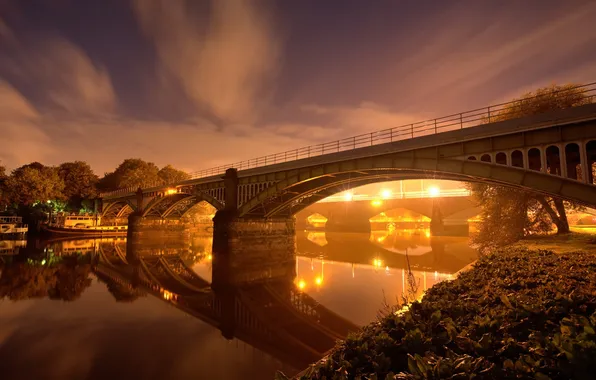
[285,244,596,379]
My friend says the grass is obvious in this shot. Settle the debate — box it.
[512,231,596,254]
[281,246,596,379]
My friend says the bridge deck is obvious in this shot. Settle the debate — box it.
[103,102,596,199]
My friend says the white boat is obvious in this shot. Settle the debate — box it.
[0,216,28,239]
[43,213,127,236]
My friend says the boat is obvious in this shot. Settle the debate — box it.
[42,212,128,237]
[0,239,27,255]
[0,216,28,240]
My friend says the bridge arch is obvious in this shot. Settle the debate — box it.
[142,192,224,219]
[237,157,596,218]
[101,200,135,219]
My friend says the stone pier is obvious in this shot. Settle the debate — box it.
[212,214,296,286]
[211,168,296,286]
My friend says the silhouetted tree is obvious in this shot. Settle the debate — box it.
[97,158,161,191]
[472,84,591,252]
[158,164,190,185]
[0,163,7,209]
[3,163,65,206]
[58,161,99,210]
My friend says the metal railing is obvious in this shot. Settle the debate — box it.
[101,82,596,198]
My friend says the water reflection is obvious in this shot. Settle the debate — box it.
[0,229,476,379]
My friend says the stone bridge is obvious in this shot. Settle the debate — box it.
[295,196,476,233]
[99,99,596,244]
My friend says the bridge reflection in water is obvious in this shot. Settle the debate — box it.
[0,229,475,377]
[91,237,358,371]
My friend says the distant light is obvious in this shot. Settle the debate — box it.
[315,276,323,286]
[428,186,440,197]
[380,189,392,199]
[166,188,177,195]
[46,200,52,204]
[371,199,383,207]
[298,279,306,290]
[425,230,431,238]
[373,258,383,268]
[41,259,46,265]
[206,254,212,261]
[343,192,353,201]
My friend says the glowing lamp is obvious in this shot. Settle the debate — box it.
[371,199,383,207]
[298,279,306,290]
[428,186,440,197]
[380,189,392,199]
[315,276,323,286]
[343,192,353,201]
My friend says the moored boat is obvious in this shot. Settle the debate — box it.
[0,216,28,240]
[42,213,127,236]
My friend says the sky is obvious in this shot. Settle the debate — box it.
[1,0,596,175]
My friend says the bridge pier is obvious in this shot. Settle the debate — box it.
[429,201,444,236]
[212,214,297,285]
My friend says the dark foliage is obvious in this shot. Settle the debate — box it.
[0,255,92,301]
[290,248,596,379]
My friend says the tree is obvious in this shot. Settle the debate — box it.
[490,84,592,122]
[97,158,161,192]
[58,161,99,210]
[0,163,7,209]
[3,164,65,207]
[472,84,592,252]
[158,164,190,185]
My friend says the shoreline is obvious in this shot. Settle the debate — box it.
[286,232,596,379]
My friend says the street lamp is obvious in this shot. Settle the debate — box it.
[428,186,440,197]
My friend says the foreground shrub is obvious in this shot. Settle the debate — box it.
[287,248,596,379]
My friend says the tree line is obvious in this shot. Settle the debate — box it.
[0,158,189,215]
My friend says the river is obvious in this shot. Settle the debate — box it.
[0,228,477,379]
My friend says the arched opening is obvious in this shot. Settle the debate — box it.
[511,150,524,168]
[545,145,561,176]
[495,152,507,165]
[565,143,582,180]
[467,156,477,160]
[370,208,431,251]
[101,202,133,226]
[527,148,542,171]
[306,213,328,230]
[180,201,218,232]
[480,154,491,163]
[586,140,596,184]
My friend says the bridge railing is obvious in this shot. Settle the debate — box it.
[186,82,595,179]
[101,82,596,198]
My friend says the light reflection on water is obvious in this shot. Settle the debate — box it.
[0,229,476,379]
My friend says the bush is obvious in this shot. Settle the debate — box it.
[289,248,596,379]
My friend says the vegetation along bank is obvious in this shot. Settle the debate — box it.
[282,247,596,379]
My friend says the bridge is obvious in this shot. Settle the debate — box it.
[98,84,596,246]
[92,241,358,370]
[295,191,475,233]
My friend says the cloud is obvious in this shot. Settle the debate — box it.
[0,81,54,168]
[376,2,596,112]
[133,0,280,125]
[301,102,422,135]
[1,37,116,115]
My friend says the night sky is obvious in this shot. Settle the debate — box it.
[1,0,595,174]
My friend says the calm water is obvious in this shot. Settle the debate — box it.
[0,228,477,379]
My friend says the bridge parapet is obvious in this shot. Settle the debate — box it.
[98,86,596,224]
[100,82,596,199]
